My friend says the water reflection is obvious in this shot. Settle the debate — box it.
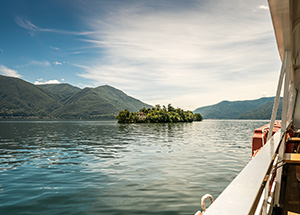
[0,120,268,215]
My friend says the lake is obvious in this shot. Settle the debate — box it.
[0,120,268,215]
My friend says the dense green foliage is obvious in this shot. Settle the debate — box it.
[116,104,203,123]
[237,100,282,120]
[194,97,282,120]
[0,75,62,118]
[50,85,152,119]
[2,75,281,121]
[38,84,80,103]
[0,75,152,119]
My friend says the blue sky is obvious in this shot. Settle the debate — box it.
[0,0,281,110]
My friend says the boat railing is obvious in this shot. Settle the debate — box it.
[201,49,294,215]
[202,129,285,215]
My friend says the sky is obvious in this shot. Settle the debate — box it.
[0,0,281,110]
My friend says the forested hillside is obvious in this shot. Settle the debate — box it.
[194,97,282,119]
[0,75,152,119]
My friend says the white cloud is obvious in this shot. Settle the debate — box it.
[17,60,51,68]
[34,79,61,85]
[0,65,21,78]
[15,16,94,36]
[53,61,62,65]
[15,17,39,31]
[50,46,60,51]
[75,0,280,109]
[254,5,269,12]
[30,60,51,67]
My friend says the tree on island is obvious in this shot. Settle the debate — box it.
[116,104,203,123]
[194,113,203,121]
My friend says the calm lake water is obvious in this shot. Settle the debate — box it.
[0,120,268,215]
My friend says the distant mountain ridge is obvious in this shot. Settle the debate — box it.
[194,97,282,120]
[0,75,152,119]
[38,83,81,103]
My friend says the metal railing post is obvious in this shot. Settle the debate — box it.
[267,51,288,141]
[274,133,286,206]
[281,51,291,132]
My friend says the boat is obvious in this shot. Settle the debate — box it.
[194,0,300,214]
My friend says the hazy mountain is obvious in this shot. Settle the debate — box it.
[194,97,282,119]
[0,75,152,119]
[237,99,282,119]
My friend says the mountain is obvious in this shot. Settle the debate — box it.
[51,85,152,119]
[0,75,61,118]
[237,99,282,119]
[194,97,282,120]
[0,75,152,119]
[37,84,80,103]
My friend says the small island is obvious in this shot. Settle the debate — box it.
[116,104,203,123]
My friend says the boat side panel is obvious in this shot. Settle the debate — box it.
[204,131,282,215]
[293,93,300,128]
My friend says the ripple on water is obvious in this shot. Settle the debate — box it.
[0,120,268,215]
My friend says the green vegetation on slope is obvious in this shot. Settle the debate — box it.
[237,100,282,119]
[116,104,203,123]
[0,75,61,118]
[51,85,152,119]
[194,97,282,119]
[37,84,80,103]
[0,75,152,120]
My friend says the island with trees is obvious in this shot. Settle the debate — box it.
[116,104,203,123]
